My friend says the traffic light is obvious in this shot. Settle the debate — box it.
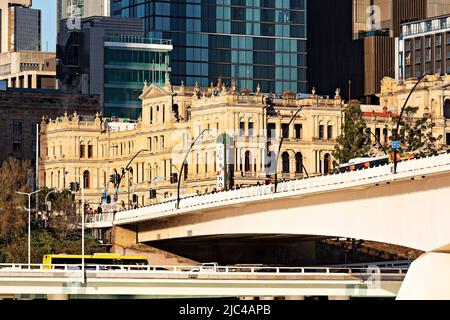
[170,173,178,184]
[149,189,157,199]
[132,194,138,203]
[41,204,47,212]
[106,195,111,204]
[70,182,80,192]
[97,206,102,215]
[109,174,116,184]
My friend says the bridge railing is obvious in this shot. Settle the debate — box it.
[0,263,409,276]
[105,153,450,223]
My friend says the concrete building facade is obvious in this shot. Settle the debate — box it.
[396,14,450,80]
[0,86,100,163]
[0,51,56,89]
[0,1,56,89]
[57,0,110,22]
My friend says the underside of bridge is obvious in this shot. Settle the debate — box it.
[141,234,417,266]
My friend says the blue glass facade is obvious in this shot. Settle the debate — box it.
[111,0,307,93]
[104,36,172,119]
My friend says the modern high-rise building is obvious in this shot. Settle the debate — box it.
[0,1,56,89]
[0,0,41,53]
[57,16,172,119]
[110,0,307,94]
[309,0,450,104]
[397,14,450,80]
[57,0,110,21]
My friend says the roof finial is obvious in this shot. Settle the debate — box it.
[334,88,341,99]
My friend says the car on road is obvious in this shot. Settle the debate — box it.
[189,262,219,272]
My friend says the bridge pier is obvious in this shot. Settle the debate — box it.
[397,252,450,300]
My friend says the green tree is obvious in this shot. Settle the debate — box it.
[0,157,32,244]
[333,101,372,165]
[372,106,443,157]
[0,157,106,263]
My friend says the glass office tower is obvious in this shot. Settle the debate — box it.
[111,0,307,94]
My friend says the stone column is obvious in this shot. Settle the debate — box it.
[31,74,37,89]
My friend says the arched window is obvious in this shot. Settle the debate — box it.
[57,171,60,188]
[83,170,90,189]
[150,107,153,124]
[50,171,54,188]
[319,121,325,140]
[266,151,276,174]
[324,153,331,175]
[128,142,131,154]
[444,99,450,119]
[244,151,251,172]
[80,143,85,158]
[87,143,93,158]
[186,106,191,121]
[162,105,165,123]
[172,104,179,121]
[282,152,290,173]
[148,165,152,182]
[152,162,158,178]
[240,119,245,136]
[248,118,254,136]
[295,152,303,173]
[375,128,381,143]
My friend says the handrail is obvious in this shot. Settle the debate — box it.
[0,263,409,276]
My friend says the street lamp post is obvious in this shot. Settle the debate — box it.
[63,171,86,283]
[96,159,113,206]
[116,149,149,210]
[274,106,306,192]
[393,75,425,174]
[16,189,44,267]
[176,129,211,209]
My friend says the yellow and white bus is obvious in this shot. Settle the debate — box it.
[43,253,149,269]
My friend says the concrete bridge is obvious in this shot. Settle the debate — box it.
[0,263,407,300]
[87,153,450,299]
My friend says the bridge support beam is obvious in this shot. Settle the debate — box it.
[397,252,450,300]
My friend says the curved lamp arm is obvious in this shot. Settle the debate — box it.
[274,106,305,192]
[393,75,424,173]
[176,129,211,209]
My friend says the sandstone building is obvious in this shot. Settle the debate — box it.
[38,74,450,211]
